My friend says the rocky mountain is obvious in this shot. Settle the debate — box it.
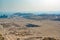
[0,12,60,21]
[12,12,60,20]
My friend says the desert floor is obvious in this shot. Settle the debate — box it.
[0,18,60,40]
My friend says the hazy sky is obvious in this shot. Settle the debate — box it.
[0,0,60,12]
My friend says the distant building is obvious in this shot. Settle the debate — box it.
[0,14,8,18]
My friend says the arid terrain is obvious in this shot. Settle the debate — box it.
[0,17,60,40]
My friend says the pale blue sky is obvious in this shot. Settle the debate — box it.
[0,0,60,13]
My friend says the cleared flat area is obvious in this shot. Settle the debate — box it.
[0,18,60,40]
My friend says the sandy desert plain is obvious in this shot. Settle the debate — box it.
[0,17,60,40]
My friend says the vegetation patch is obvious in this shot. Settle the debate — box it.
[43,37,56,40]
[26,24,40,27]
[0,34,4,40]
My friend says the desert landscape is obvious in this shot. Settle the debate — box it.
[0,15,60,40]
[0,0,60,40]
